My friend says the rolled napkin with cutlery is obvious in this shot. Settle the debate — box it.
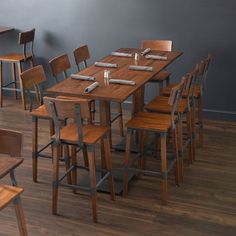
[140,48,151,56]
[84,81,99,93]
[71,74,95,81]
[109,79,136,86]
[129,65,153,72]
[111,52,132,57]
[94,62,118,68]
[145,54,168,60]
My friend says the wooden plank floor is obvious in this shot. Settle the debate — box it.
[0,97,236,236]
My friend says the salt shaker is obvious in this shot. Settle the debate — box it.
[134,53,139,61]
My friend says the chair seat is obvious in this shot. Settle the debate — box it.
[126,112,176,133]
[160,83,201,98]
[51,123,109,144]
[30,104,50,118]
[145,96,187,113]
[0,157,24,179]
[149,70,171,82]
[0,53,33,62]
[0,185,23,210]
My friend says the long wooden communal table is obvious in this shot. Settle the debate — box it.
[47,48,182,195]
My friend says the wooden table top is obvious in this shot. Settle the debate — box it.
[0,26,14,34]
[47,48,183,103]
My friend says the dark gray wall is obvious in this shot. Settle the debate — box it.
[1,0,235,118]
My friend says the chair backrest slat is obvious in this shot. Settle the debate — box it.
[141,40,173,52]
[43,97,91,122]
[0,129,22,157]
[21,65,47,90]
[18,28,35,59]
[73,45,90,71]
[49,54,71,81]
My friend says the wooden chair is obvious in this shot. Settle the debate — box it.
[123,81,186,205]
[0,128,28,236]
[20,65,55,182]
[146,66,199,164]
[73,44,90,71]
[0,28,35,110]
[43,96,115,223]
[49,53,70,83]
[193,54,212,147]
[73,45,124,141]
[141,40,173,87]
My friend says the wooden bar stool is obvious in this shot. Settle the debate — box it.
[193,54,212,147]
[160,64,201,156]
[123,81,185,205]
[20,65,55,182]
[0,128,28,236]
[43,96,115,223]
[141,40,173,88]
[73,45,124,141]
[145,67,198,165]
[0,28,35,110]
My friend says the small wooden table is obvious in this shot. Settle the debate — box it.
[0,26,14,35]
[47,48,183,194]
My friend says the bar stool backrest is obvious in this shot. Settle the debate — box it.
[21,65,47,110]
[141,40,173,51]
[168,78,186,128]
[73,45,90,71]
[0,129,22,157]
[19,28,35,60]
[49,53,71,82]
[201,54,213,94]
[43,96,91,145]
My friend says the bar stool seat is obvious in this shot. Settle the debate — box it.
[0,185,23,209]
[30,104,49,118]
[126,111,177,131]
[145,96,187,113]
[51,123,109,144]
[0,53,33,62]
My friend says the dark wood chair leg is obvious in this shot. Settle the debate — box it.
[71,145,77,194]
[117,102,124,137]
[49,119,55,159]
[52,143,61,215]
[63,145,71,184]
[13,196,28,236]
[32,116,38,182]
[177,119,184,182]
[123,129,132,197]
[198,96,204,147]
[87,144,98,223]
[160,133,168,206]
[103,135,115,201]
[186,110,194,164]
[191,102,196,161]
[82,144,89,167]
[11,63,17,99]
[0,61,3,107]
[17,62,26,110]
[172,129,180,186]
